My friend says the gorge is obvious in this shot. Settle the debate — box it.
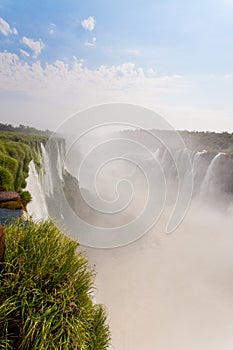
[1,126,233,349]
[24,128,233,349]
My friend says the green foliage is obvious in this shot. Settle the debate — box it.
[0,220,110,349]
[0,131,48,192]
[20,191,32,203]
[180,130,233,153]
[0,151,18,178]
[0,166,14,191]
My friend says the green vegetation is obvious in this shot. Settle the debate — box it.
[0,220,110,349]
[0,167,14,191]
[122,129,233,154]
[180,130,233,153]
[20,191,32,204]
[0,130,48,192]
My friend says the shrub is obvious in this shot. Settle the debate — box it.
[20,191,32,203]
[0,151,18,177]
[0,166,14,190]
[0,220,110,349]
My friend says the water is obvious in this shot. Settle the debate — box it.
[41,143,54,196]
[0,208,23,225]
[25,160,49,220]
[200,152,225,198]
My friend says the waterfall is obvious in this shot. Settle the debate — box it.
[56,141,64,181]
[192,150,207,176]
[26,140,66,221]
[23,134,233,350]
[26,139,233,223]
[200,152,225,198]
[40,143,54,196]
[25,160,49,220]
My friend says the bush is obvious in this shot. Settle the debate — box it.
[20,191,32,203]
[0,220,110,349]
[0,151,18,177]
[0,166,14,190]
[0,134,46,192]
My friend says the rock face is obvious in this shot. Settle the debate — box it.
[0,191,20,203]
[0,191,23,210]
[0,225,5,262]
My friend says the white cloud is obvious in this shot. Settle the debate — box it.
[126,49,140,55]
[21,36,45,58]
[0,52,185,121]
[0,17,18,36]
[19,49,30,57]
[81,16,96,31]
[84,36,97,47]
[0,52,232,132]
[224,73,233,79]
[147,68,156,75]
[84,42,94,47]
[49,23,55,35]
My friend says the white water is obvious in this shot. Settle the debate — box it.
[192,150,207,176]
[41,143,54,196]
[200,152,225,198]
[56,141,64,181]
[25,160,48,220]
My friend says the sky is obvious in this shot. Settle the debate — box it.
[0,0,233,131]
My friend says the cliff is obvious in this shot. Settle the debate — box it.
[0,129,48,211]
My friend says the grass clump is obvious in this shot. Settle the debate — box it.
[0,220,110,349]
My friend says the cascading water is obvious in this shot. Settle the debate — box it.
[56,141,64,181]
[25,160,49,220]
[200,152,225,198]
[192,150,207,174]
[25,132,233,350]
[26,137,233,226]
[26,140,66,220]
[40,143,54,196]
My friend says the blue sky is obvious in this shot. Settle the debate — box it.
[0,0,233,130]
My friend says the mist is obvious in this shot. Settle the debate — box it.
[84,203,233,350]
[26,121,233,349]
[70,128,233,349]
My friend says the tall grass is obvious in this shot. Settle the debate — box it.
[0,220,110,349]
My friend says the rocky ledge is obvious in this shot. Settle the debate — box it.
[0,191,25,210]
[0,191,21,202]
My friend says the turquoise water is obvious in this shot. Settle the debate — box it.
[0,208,23,226]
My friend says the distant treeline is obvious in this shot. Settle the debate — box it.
[121,129,233,154]
[0,123,51,136]
[180,130,233,153]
